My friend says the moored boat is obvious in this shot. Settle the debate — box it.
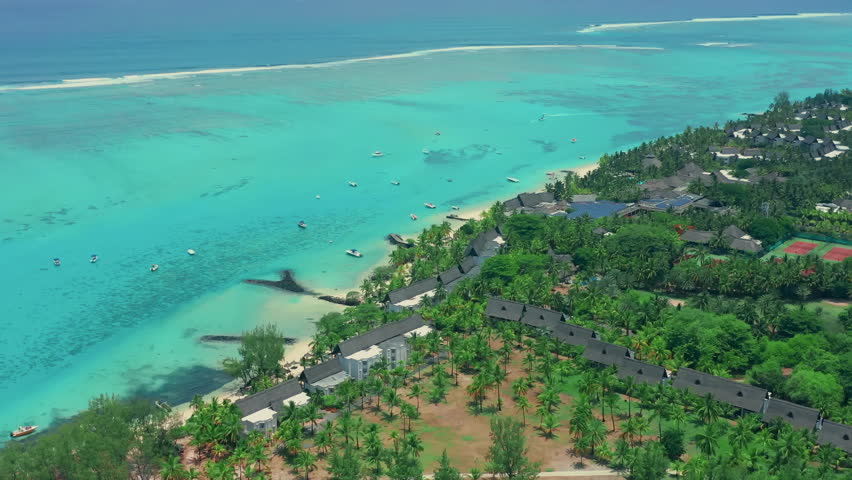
[53,258,61,267]
[150,264,159,272]
[298,221,307,229]
[424,203,436,209]
[345,249,362,258]
[579,155,586,159]
[10,425,37,438]
[506,177,520,183]
[187,249,196,256]
[90,254,98,263]
[451,206,460,210]
[410,213,417,220]
[348,181,358,187]
[371,151,384,157]
[422,149,430,154]
[391,180,400,185]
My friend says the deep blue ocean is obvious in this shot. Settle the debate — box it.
[1,0,851,442]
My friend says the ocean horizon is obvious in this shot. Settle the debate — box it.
[1,6,852,442]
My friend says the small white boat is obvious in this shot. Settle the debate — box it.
[372,151,384,158]
[579,155,586,159]
[422,149,430,154]
[10,425,37,438]
[150,264,159,272]
[90,255,98,263]
[410,213,417,220]
[298,221,307,229]
[451,206,460,210]
[315,195,321,199]
[391,181,400,186]
[571,138,577,143]
[53,258,61,267]
[348,181,358,187]
[346,249,362,258]
[424,203,436,209]
[434,131,441,136]
[187,249,196,256]
[507,177,520,183]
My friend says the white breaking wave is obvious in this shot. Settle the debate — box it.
[0,44,663,92]
[578,12,851,33]
[696,42,754,48]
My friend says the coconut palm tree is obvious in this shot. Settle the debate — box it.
[515,396,531,427]
[407,384,423,412]
[159,456,185,480]
[694,394,722,425]
[540,413,560,439]
[294,450,317,480]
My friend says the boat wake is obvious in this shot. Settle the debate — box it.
[0,44,662,92]
[578,12,851,33]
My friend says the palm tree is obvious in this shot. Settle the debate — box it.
[294,450,317,480]
[694,422,722,456]
[621,376,636,419]
[694,394,722,425]
[515,396,531,427]
[160,456,185,480]
[404,432,424,457]
[407,384,422,412]
[611,438,632,473]
[540,413,560,439]
[583,419,607,458]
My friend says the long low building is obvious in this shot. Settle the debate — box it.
[582,338,633,366]
[334,314,431,381]
[485,297,595,346]
[300,359,350,394]
[673,367,767,412]
[615,357,668,385]
[818,420,852,454]
[762,397,819,432]
[234,378,309,434]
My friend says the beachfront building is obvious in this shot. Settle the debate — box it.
[818,420,852,454]
[384,277,438,312]
[673,367,768,412]
[334,314,431,381]
[581,338,633,366]
[300,359,350,394]
[762,397,819,432]
[233,378,309,434]
[464,227,505,261]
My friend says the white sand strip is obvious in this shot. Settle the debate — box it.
[579,12,851,33]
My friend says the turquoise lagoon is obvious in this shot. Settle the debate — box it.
[1,14,852,438]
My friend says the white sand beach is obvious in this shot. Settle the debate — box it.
[1,45,662,92]
[579,12,851,33]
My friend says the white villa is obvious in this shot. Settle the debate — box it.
[233,378,309,434]
[333,314,431,381]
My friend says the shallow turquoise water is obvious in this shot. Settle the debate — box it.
[1,15,852,438]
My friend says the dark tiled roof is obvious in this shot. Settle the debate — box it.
[679,230,714,244]
[722,225,746,239]
[518,192,555,207]
[582,339,631,366]
[335,314,426,357]
[465,228,502,257]
[503,197,523,211]
[615,357,667,385]
[300,359,344,385]
[762,398,819,431]
[459,256,478,273]
[385,277,439,304]
[520,305,563,329]
[678,162,705,177]
[438,266,464,285]
[234,378,303,417]
[485,297,525,321]
[548,322,596,346]
[729,238,762,253]
[818,420,852,453]
[720,147,741,155]
[672,368,767,412]
[592,227,610,236]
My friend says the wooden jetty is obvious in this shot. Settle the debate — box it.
[387,233,414,247]
[446,214,469,221]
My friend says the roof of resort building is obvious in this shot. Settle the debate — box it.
[582,338,632,366]
[549,322,596,346]
[762,397,819,431]
[464,228,503,258]
[566,201,627,219]
[335,314,427,357]
[485,297,525,322]
[503,197,523,211]
[723,225,747,239]
[517,192,555,207]
[642,154,662,168]
[679,230,714,244]
[592,227,610,236]
[818,420,852,453]
[459,256,478,273]
[520,305,564,329]
[438,266,465,285]
[300,359,345,385]
[234,378,303,417]
[729,237,763,253]
[672,367,767,412]
[385,277,439,305]
[570,194,599,202]
[677,162,706,177]
[546,248,574,264]
[615,357,667,385]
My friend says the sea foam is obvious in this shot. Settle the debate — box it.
[578,12,851,33]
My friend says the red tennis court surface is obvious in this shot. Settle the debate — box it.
[823,247,852,262]
[783,241,817,255]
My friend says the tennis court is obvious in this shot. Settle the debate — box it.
[763,237,852,263]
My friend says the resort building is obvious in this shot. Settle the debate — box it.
[581,339,633,366]
[615,357,668,385]
[333,314,431,381]
[673,367,767,412]
[762,397,819,432]
[818,420,852,454]
[384,277,439,312]
[464,227,505,261]
[300,359,350,394]
[484,297,525,322]
[234,378,309,434]
[548,321,596,347]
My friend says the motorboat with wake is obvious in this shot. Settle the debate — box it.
[346,249,362,258]
[391,180,400,186]
[451,206,460,210]
[150,264,159,272]
[187,249,196,256]
[10,426,37,438]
